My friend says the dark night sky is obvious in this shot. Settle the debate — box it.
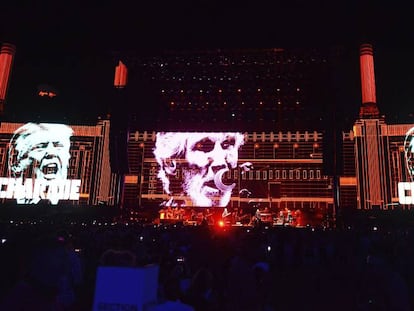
[0,1,413,125]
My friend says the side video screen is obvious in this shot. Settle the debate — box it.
[4,123,81,205]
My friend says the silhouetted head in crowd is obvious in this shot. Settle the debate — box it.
[100,249,137,267]
[163,276,182,301]
[154,132,244,207]
[27,234,69,293]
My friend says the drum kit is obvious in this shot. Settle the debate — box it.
[255,207,297,226]
[158,206,185,221]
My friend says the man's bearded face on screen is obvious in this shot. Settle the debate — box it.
[404,127,414,181]
[154,132,244,207]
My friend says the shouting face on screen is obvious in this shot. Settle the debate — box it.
[8,123,73,204]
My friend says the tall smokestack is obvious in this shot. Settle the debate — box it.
[0,43,16,116]
[114,60,128,88]
[359,43,380,118]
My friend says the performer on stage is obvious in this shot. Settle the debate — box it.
[203,208,214,225]
[222,207,231,218]
[166,206,174,219]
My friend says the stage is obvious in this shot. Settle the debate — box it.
[2,202,414,232]
[127,205,332,229]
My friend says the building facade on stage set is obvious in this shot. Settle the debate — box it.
[340,44,414,211]
[341,119,414,211]
[1,41,413,225]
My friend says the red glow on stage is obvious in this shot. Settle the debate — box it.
[218,220,225,227]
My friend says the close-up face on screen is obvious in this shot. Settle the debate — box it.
[7,123,74,204]
[154,132,245,207]
[404,127,414,181]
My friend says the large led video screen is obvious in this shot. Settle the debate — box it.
[0,120,118,206]
[399,126,414,204]
[4,123,80,204]
[132,130,331,210]
[152,132,246,207]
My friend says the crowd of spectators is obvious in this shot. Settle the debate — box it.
[0,217,413,310]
